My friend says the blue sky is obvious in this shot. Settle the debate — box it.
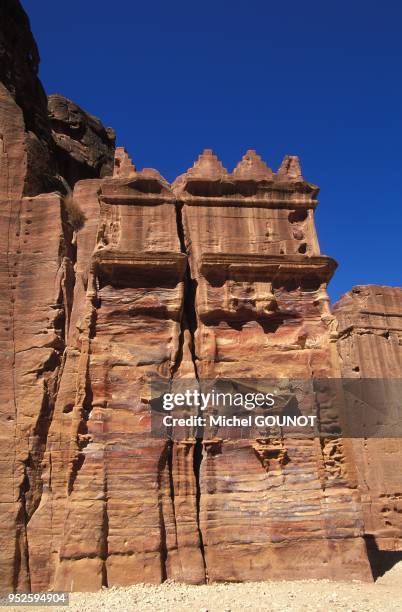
[23,0,401,302]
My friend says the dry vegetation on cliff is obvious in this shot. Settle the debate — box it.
[63,192,87,230]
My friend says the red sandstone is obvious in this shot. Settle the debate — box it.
[0,0,401,593]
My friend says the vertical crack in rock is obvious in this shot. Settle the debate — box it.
[67,349,94,495]
[157,442,170,581]
[170,202,198,376]
[174,201,199,377]
[15,472,31,591]
[67,288,97,497]
[174,201,207,580]
[166,440,178,578]
[67,269,100,499]
[101,468,109,587]
[193,437,207,578]
[13,504,30,592]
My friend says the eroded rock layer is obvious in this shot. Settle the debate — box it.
[173,149,371,582]
[1,0,401,593]
[48,95,116,186]
[334,286,402,551]
[18,147,372,589]
[0,0,115,591]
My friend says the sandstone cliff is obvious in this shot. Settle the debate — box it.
[334,286,402,554]
[48,95,116,186]
[0,0,401,594]
[0,0,115,590]
[3,142,373,591]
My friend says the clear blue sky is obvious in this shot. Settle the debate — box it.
[23,0,401,303]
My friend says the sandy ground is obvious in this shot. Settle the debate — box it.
[5,562,402,612]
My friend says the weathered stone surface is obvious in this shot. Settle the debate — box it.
[334,286,402,552]
[0,80,73,587]
[25,162,206,590]
[0,0,54,196]
[0,0,50,145]
[0,1,115,195]
[173,149,371,582]
[0,0,115,592]
[1,0,401,592]
[4,142,375,590]
[48,95,116,186]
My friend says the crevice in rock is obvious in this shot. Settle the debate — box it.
[67,279,98,496]
[68,356,93,495]
[167,441,177,520]
[193,437,207,580]
[59,190,77,337]
[26,380,56,522]
[158,440,180,582]
[174,202,199,377]
[175,201,186,254]
[170,203,191,377]
[157,443,170,582]
[101,468,109,587]
[174,201,206,580]
[13,498,31,591]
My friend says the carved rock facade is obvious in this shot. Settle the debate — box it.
[2,145,375,591]
[0,0,401,593]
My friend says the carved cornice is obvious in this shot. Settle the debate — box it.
[100,173,175,206]
[199,253,337,284]
[92,250,187,281]
[174,179,318,209]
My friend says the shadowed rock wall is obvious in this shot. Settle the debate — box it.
[48,95,116,186]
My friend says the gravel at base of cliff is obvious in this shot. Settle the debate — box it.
[8,563,402,612]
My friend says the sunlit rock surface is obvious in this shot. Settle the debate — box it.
[0,0,401,593]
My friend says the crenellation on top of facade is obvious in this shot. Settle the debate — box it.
[232,149,274,181]
[276,154,304,182]
[113,146,136,178]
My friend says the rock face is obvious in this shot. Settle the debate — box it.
[0,0,401,594]
[0,0,114,592]
[0,1,115,194]
[16,147,372,590]
[0,0,54,196]
[0,82,70,589]
[171,149,371,583]
[334,286,402,552]
[48,95,116,186]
